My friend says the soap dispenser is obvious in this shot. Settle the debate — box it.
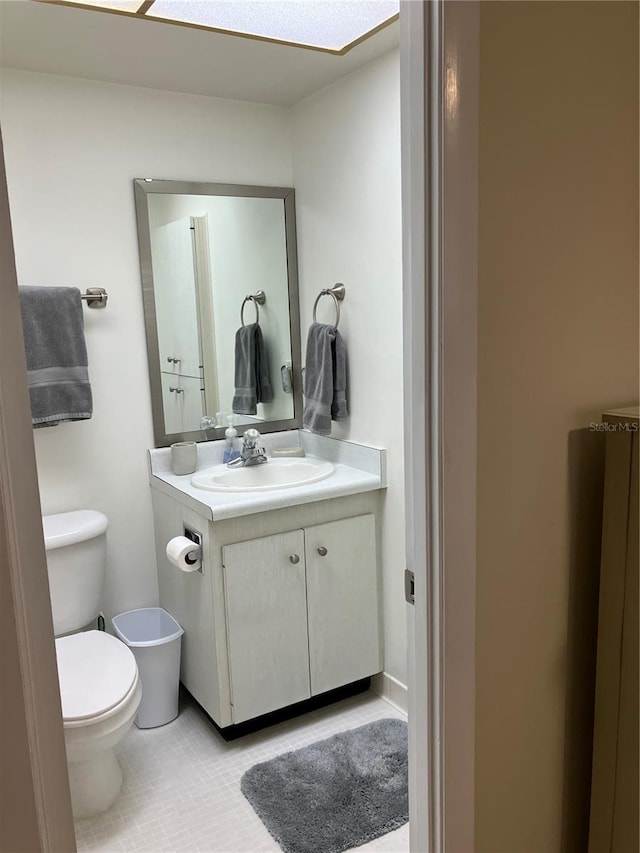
[223,417,241,464]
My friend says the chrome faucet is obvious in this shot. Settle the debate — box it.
[227,428,268,467]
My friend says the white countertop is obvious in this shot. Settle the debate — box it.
[148,430,386,522]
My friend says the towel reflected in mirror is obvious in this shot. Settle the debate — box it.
[232,323,273,415]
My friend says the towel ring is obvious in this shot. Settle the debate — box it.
[240,290,266,326]
[312,283,346,328]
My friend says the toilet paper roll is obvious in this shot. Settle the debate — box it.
[166,536,201,572]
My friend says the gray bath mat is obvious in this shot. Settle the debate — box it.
[241,718,408,853]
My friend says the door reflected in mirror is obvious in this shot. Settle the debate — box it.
[134,180,302,447]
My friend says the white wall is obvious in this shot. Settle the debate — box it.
[292,49,406,686]
[0,70,292,621]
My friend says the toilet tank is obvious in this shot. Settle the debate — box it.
[42,510,109,636]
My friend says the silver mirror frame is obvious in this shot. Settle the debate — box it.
[133,179,303,447]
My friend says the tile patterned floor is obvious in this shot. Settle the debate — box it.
[75,690,409,853]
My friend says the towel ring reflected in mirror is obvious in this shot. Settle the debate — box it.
[312,283,346,328]
[240,290,266,326]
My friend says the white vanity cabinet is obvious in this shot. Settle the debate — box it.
[222,529,310,724]
[304,515,378,696]
[222,514,378,724]
[152,488,382,730]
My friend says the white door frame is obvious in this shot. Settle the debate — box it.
[402,1,479,850]
[1,2,479,849]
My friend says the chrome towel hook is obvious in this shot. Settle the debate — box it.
[312,283,345,328]
[240,290,266,326]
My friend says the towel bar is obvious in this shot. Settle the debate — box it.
[312,283,345,328]
[80,288,108,309]
[240,290,266,326]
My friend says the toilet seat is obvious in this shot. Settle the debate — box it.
[55,630,138,722]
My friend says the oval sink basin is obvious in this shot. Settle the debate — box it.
[191,456,335,492]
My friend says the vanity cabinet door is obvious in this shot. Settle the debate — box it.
[305,514,381,696]
[222,531,311,724]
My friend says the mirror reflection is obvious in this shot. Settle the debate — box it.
[134,180,301,446]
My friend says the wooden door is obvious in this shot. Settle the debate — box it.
[305,514,381,696]
[222,530,310,724]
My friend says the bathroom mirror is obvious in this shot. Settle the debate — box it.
[134,179,302,447]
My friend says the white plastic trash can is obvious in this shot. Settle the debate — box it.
[112,607,184,729]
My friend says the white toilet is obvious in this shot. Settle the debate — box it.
[43,510,142,820]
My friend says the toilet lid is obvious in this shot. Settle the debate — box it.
[42,510,108,551]
[55,631,138,722]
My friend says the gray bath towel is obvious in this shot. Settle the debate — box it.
[232,323,273,415]
[303,322,348,435]
[19,286,93,427]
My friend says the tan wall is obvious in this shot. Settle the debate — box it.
[0,520,41,853]
[0,130,41,853]
[0,130,76,852]
[476,3,639,851]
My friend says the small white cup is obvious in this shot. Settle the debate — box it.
[171,441,197,475]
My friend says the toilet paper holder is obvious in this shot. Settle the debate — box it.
[183,526,203,573]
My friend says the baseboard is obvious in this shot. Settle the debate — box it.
[371,671,408,715]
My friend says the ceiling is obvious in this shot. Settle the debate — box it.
[0,0,400,106]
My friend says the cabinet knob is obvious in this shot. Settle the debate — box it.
[317,546,328,557]
[289,554,300,564]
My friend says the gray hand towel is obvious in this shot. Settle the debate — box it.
[303,322,348,435]
[232,323,273,415]
[18,286,93,428]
